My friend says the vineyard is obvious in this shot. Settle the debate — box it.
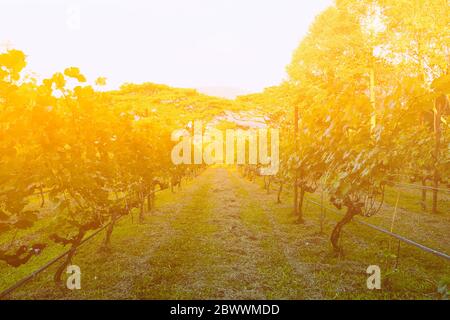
[1,0,450,300]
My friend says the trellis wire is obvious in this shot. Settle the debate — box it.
[305,198,450,261]
[0,189,165,300]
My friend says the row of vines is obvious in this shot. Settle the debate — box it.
[238,0,449,255]
[0,51,234,289]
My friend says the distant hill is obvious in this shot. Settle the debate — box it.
[196,86,251,100]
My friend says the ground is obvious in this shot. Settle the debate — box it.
[3,167,450,299]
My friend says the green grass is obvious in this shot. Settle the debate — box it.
[238,170,450,299]
[383,185,449,215]
[229,172,305,299]
[1,167,449,300]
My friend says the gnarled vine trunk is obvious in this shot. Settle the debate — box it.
[54,232,84,286]
[139,199,145,223]
[330,208,357,255]
[147,192,154,212]
[103,216,117,249]
[277,182,283,204]
[297,188,305,224]
[421,178,427,211]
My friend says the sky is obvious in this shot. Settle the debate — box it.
[0,0,332,94]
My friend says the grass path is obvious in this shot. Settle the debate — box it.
[7,167,304,299]
[5,167,449,299]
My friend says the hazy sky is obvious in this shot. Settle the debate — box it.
[0,0,332,93]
